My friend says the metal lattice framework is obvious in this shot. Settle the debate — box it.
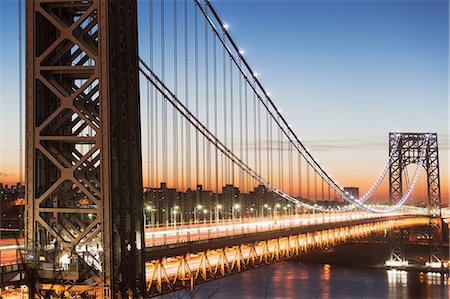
[26,0,145,296]
[389,132,441,211]
[388,132,443,267]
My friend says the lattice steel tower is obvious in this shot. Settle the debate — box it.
[388,132,443,266]
[25,0,145,297]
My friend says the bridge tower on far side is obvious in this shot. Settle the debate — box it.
[26,0,145,297]
[388,132,443,268]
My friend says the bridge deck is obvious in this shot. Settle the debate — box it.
[144,212,427,260]
[144,215,435,296]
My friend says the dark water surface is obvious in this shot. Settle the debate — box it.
[158,261,449,299]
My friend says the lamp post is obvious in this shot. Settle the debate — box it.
[194,204,203,223]
[275,203,281,219]
[295,204,300,216]
[170,206,179,227]
[261,204,268,219]
[215,204,222,223]
[232,204,240,221]
[203,209,208,224]
[145,205,152,228]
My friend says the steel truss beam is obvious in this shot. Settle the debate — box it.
[146,216,431,297]
[26,0,145,297]
[388,132,443,267]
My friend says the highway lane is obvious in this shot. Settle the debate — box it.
[143,210,411,246]
[0,208,426,266]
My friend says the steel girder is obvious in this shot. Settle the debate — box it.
[26,0,145,297]
[146,217,430,297]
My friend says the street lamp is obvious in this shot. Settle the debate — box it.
[215,204,222,223]
[203,209,208,224]
[170,206,179,227]
[261,204,268,218]
[295,204,301,215]
[275,203,281,218]
[194,204,203,223]
[232,204,241,220]
[145,205,152,228]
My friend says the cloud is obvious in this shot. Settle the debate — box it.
[231,137,387,152]
[300,138,387,152]
[0,172,10,177]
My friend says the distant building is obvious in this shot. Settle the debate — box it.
[1,182,25,236]
[343,187,359,199]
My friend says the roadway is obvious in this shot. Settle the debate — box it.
[0,209,426,266]
[143,210,417,247]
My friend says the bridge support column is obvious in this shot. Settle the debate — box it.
[386,229,408,267]
[388,132,444,269]
[26,0,145,297]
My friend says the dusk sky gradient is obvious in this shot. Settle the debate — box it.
[0,0,448,203]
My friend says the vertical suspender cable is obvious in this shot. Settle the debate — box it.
[150,0,155,187]
[328,184,331,201]
[173,0,178,190]
[244,82,249,193]
[19,0,23,184]
[146,2,150,188]
[307,164,310,200]
[321,177,324,201]
[289,143,293,195]
[213,34,219,200]
[230,59,234,185]
[257,92,261,187]
[155,3,159,187]
[269,116,273,191]
[239,59,243,191]
[278,116,282,190]
[266,97,270,185]
[162,0,167,184]
[314,170,317,201]
[205,8,210,191]
[253,81,257,189]
[222,30,227,185]
[195,6,199,187]
[185,0,190,189]
[146,80,150,188]
[298,154,302,198]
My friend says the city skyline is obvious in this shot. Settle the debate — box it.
[0,0,448,203]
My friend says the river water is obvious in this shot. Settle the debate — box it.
[158,261,449,299]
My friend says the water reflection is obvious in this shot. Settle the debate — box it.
[387,269,408,285]
[159,262,450,299]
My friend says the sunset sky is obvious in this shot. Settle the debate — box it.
[0,0,448,203]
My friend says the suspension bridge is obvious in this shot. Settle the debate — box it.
[0,0,446,298]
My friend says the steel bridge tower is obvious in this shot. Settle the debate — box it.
[25,0,144,297]
[388,132,443,267]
